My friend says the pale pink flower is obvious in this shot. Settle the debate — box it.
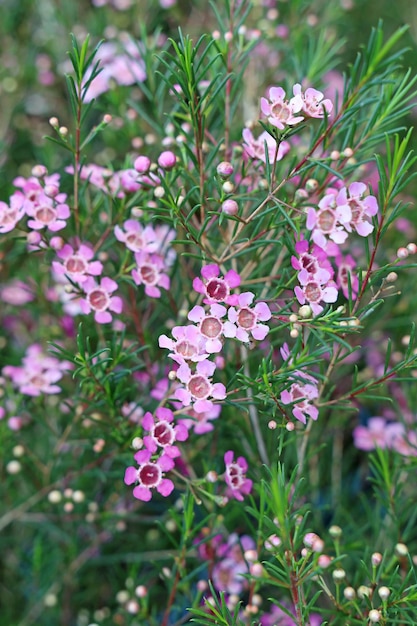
[336,182,379,237]
[280,375,319,424]
[79,276,123,323]
[159,325,209,364]
[224,450,253,502]
[1,280,34,305]
[294,277,338,316]
[193,264,241,305]
[353,417,389,451]
[293,83,333,118]
[142,407,188,458]
[188,304,229,353]
[114,219,158,253]
[175,359,226,413]
[52,243,103,284]
[178,403,221,435]
[212,557,249,595]
[124,450,175,501]
[226,292,271,342]
[0,196,27,234]
[26,192,70,232]
[132,251,170,298]
[307,191,352,248]
[335,254,358,299]
[260,86,304,130]
[242,128,290,164]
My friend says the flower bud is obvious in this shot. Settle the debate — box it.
[134,155,151,173]
[371,552,382,566]
[217,161,234,178]
[343,586,356,600]
[378,586,390,600]
[221,199,238,215]
[157,150,177,169]
[368,609,381,623]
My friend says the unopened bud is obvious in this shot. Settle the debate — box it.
[378,586,390,600]
[217,161,234,178]
[368,609,381,623]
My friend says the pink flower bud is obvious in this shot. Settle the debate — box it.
[217,161,234,178]
[221,199,238,215]
[157,150,177,169]
[50,236,64,250]
[134,155,151,173]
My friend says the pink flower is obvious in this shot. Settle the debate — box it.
[335,254,358,299]
[293,83,333,118]
[294,277,338,316]
[242,128,290,164]
[224,450,253,501]
[142,407,188,458]
[336,182,379,237]
[114,219,158,253]
[188,304,230,353]
[124,450,175,501]
[178,403,221,435]
[26,192,70,232]
[306,191,352,248]
[52,243,103,284]
[132,251,170,298]
[353,417,389,451]
[260,86,304,130]
[226,292,272,342]
[175,359,226,414]
[280,377,319,424]
[0,280,34,305]
[80,276,123,323]
[0,196,26,234]
[291,238,333,284]
[193,264,241,305]
[159,324,209,364]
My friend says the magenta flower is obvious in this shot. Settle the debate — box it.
[142,407,188,458]
[175,359,226,413]
[0,195,26,234]
[335,254,358,299]
[293,83,333,118]
[336,182,379,237]
[124,450,175,502]
[114,219,158,253]
[242,128,290,164]
[52,243,103,284]
[2,344,70,397]
[291,238,333,284]
[159,324,209,364]
[226,292,272,342]
[224,450,253,502]
[260,86,304,130]
[192,264,241,305]
[188,304,229,353]
[132,251,170,298]
[80,276,123,323]
[280,379,319,424]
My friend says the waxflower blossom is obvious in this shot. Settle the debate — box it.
[132,251,170,298]
[294,274,338,316]
[187,303,231,353]
[226,292,272,342]
[306,190,352,248]
[335,253,358,299]
[0,195,27,234]
[336,182,379,237]
[193,264,241,305]
[2,344,71,397]
[223,450,253,501]
[178,403,221,435]
[293,83,333,118]
[260,85,304,130]
[114,219,159,253]
[79,276,123,323]
[242,128,290,164]
[280,377,319,424]
[52,243,103,284]
[26,192,70,232]
[175,359,226,413]
[142,407,188,458]
[159,324,209,364]
[291,238,333,285]
[124,450,175,502]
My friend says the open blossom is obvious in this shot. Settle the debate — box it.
[2,344,71,397]
[142,407,188,458]
[178,403,221,435]
[193,264,241,305]
[132,251,170,298]
[114,219,159,253]
[242,128,290,164]
[0,195,27,234]
[187,304,231,353]
[25,192,70,232]
[226,292,272,342]
[79,276,123,323]
[291,238,333,284]
[224,451,253,501]
[306,190,352,248]
[260,86,304,130]
[52,243,103,284]
[175,359,226,413]
[335,253,358,299]
[281,378,319,424]
[336,182,379,237]
[294,274,338,316]
[293,83,333,118]
[124,450,175,502]
[159,324,209,364]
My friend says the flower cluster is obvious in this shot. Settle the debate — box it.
[279,344,319,424]
[2,344,71,397]
[292,238,338,316]
[159,263,271,413]
[261,83,333,131]
[353,416,417,457]
[124,407,188,501]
